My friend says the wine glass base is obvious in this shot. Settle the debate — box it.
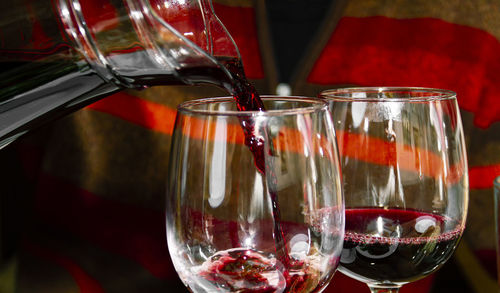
[367,284,401,293]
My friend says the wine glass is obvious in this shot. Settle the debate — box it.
[320,87,468,293]
[166,96,345,292]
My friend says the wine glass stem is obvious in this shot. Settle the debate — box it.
[368,285,400,293]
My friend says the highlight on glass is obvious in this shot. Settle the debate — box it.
[165,96,345,292]
[320,87,469,293]
[494,176,500,287]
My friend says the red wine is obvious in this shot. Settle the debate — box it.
[195,248,324,293]
[197,248,285,293]
[221,59,292,268]
[340,208,464,284]
[176,56,292,269]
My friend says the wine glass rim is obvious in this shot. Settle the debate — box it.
[177,96,328,116]
[319,87,456,102]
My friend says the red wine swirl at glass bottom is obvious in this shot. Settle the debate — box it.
[192,248,333,293]
[339,208,464,284]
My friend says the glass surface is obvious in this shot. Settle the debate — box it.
[166,96,345,292]
[495,176,500,289]
[320,87,468,293]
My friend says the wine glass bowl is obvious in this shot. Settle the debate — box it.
[320,87,468,292]
[166,96,345,292]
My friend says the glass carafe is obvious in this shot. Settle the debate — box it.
[0,0,240,148]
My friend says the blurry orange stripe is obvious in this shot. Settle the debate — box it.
[337,130,465,183]
[86,93,312,151]
[86,92,177,135]
[180,115,245,145]
[87,95,465,182]
[180,116,337,162]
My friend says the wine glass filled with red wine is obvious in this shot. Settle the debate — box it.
[166,96,345,292]
[320,87,468,293]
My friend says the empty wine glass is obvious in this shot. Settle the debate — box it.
[166,96,345,292]
[320,87,468,293]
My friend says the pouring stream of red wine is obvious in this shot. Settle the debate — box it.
[219,58,291,268]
